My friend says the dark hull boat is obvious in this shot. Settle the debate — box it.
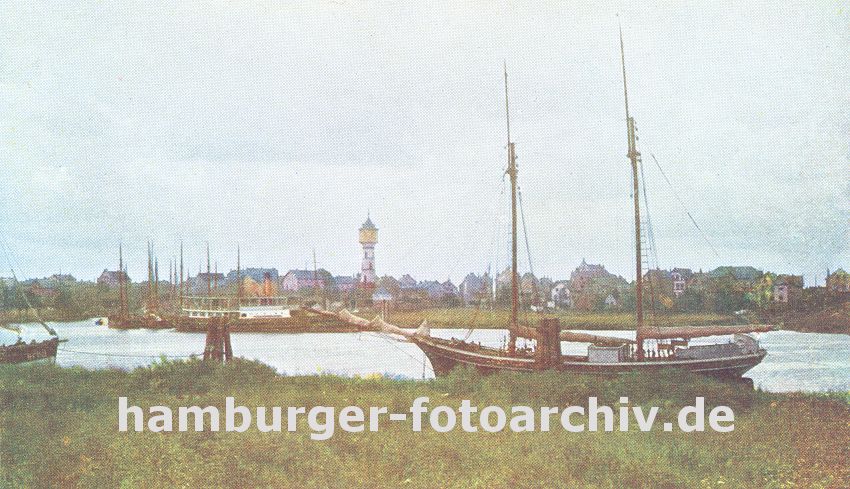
[412,334,766,378]
[0,337,59,364]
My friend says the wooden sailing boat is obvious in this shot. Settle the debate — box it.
[0,276,60,364]
[0,333,59,364]
[320,30,774,377]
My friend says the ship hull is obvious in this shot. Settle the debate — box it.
[0,337,59,364]
[412,336,766,378]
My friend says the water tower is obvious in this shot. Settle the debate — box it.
[359,216,378,288]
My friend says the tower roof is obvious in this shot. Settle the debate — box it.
[360,216,377,230]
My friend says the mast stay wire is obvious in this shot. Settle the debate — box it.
[648,152,720,258]
[638,158,660,327]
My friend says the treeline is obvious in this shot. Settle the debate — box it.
[0,281,146,322]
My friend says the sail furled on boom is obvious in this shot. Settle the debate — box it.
[640,324,776,340]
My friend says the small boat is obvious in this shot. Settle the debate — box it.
[0,284,62,365]
[0,336,59,364]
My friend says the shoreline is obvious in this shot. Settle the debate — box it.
[3,307,849,336]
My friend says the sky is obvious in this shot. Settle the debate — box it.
[0,1,848,285]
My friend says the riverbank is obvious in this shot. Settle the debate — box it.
[383,308,740,331]
[5,305,849,337]
[760,302,850,335]
[1,360,847,487]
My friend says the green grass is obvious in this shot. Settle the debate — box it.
[1,360,848,488]
[382,308,738,331]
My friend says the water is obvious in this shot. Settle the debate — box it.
[3,320,848,393]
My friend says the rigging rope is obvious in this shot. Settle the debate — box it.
[638,158,659,326]
[649,153,720,257]
[0,229,58,337]
[359,332,435,374]
[57,347,197,359]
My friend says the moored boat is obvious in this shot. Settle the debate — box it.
[0,337,59,364]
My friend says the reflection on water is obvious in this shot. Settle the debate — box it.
[2,320,848,393]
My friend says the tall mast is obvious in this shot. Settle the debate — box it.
[313,248,319,298]
[620,23,645,359]
[146,241,153,314]
[168,256,174,304]
[179,241,184,312]
[505,62,519,355]
[172,256,177,297]
[206,242,211,295]
[236,245,242,301]
[153,256,159,314]
[118,243,128,320]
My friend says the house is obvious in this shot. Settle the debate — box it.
[441,279,458,297]
[418,281,446,300]
[551,281,572,308]
[826,269,850,293]
[187,272,227,293]
[333,276,358,293]
[280,270,324,292]
[520,273,538,297]
[97,269,129,287]
[570,260,615,292]
[496,267,514,290]
[538,277,554,301]
[604,294,618,308]
[398,274,418,290]
[685,270,711,291]
[458,273,486,304]
[773,275,803,304]
[670,268,693,297]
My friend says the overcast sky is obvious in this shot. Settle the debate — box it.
[1,1,848,285]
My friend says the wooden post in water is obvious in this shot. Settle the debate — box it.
[203,316,232,363]
[223,320,233,361]
[535,318,561,369]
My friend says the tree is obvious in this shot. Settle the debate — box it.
[674,288,705,312]
[711,275,747,313]
[746,272,775,309]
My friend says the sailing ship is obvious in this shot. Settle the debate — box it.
[318,28,774,377]
[0,282,61,364]
[107,242,171,329]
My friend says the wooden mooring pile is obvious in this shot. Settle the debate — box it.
[203,317,233,362]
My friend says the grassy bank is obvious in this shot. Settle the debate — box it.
[1,360,847,488]
[383,308,738,331]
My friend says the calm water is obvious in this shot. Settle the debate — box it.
[3,320,848,393]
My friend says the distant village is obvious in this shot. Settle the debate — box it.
[2,216,850,315]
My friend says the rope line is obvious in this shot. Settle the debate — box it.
[358,332,436,374]
[58,347,197,359]
[649,153,720,257]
